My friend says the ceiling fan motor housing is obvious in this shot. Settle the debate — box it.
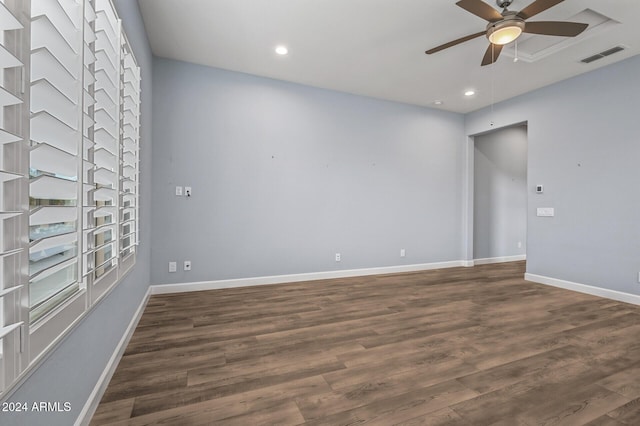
[496,0,513,8]
[486,11,525,45]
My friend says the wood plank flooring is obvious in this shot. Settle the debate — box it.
[91,262,640,425]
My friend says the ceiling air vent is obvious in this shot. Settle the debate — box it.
[581,46,625,64]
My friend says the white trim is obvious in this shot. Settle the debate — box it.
[150,261,468,295]
[501,22,622,64]
[462,135,475,262]
[525,273,640,306]
[461,260,475,267]
[75,287,151,426]
[473,255,527,265]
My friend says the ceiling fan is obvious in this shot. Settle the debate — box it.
[426,0,588,66]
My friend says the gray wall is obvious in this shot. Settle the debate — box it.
[151,58,465,285]
[466,54,640,294]
[1,1,153,425]
[473,125,527,259]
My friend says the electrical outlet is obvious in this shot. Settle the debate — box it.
[517,241,522,248]
[184,260,191,271]
[335,253,341,262]
[400,249,406,257]
[185,186,192,197]
[168,261,177,273]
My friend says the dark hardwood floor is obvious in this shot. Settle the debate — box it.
[91,262,640,425]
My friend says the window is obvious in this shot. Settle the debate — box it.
[0,0,141,395]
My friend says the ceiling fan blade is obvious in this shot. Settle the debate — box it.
[524,21,588,37]
[425,31,486,54]
[456,0,503,22]
[517,0,563,20]
[481,43,503,66]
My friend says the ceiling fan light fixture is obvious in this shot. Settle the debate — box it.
[486,19,525,45]
[488,25,522,45]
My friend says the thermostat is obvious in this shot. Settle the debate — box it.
[535,185,543,194]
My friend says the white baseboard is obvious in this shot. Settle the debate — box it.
[75,287,151,426]
[473,254,527,266]
[150,260,468,295]
[525,273,640,306]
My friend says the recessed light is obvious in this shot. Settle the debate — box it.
[464,90,476,97]
[275,45,288,55]
[433,100,443,105]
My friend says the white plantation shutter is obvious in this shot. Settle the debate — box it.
[28,0,85,339]
[119,36,139,263]
[91,0,119,300]
[0,0,27,393]
[82,0,96,289]
[0,0,140,395]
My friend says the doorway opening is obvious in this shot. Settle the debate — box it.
[472,124,528,264]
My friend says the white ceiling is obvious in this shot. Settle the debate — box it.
[137,0,640,113]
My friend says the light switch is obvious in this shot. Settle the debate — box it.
[537,207,555,217]
[175,186,183,196]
